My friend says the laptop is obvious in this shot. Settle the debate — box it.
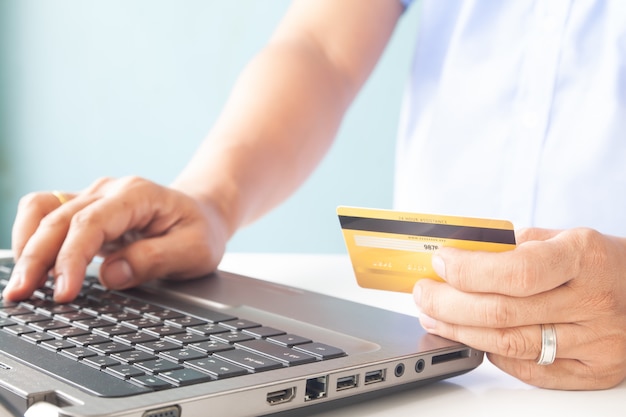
[0,255,483,417]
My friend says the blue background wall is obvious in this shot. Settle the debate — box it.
[0,1,420,254]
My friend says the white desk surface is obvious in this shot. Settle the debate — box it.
[2,250,625,416]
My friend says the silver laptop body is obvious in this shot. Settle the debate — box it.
[0,257,482,417]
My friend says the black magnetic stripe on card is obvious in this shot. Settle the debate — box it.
[338,216,516,245]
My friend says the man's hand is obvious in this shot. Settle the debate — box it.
[3,176,230,303]
[414,227,626,390]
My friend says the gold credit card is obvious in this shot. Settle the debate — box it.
[337,206,516,293]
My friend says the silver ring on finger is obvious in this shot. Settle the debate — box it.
[537,323,557,366]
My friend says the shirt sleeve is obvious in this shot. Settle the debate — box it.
[399,0,416,8]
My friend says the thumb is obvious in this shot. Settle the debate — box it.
[98,233,220,290]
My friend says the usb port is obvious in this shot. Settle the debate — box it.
[364,369,385,385]
[336,375,359,391]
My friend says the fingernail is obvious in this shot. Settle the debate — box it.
[53,274,67,302]
[418,312,438,331]
[3,270,23,295]
[2,274,21,298]
[432,255,446,279]
[101,259,133,289]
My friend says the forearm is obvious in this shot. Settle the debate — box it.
[172,1,403,240]
[173,43,352,237]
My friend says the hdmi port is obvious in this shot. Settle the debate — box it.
[266,387,296,405]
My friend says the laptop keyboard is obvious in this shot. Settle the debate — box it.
[0,261,346,397]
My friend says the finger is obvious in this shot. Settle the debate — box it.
[414,279,584,328]
[99,225,218,290]
[417,318,585,361]
[434,230,584,296]
[52,192,158,302]
[488,354,626,390]
[11,192,73,260]
[4,194,93,302]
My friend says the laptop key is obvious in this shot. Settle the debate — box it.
[160,347,207,363]
[30,319,71,332]
[22,331,55,344]
[242,326,286,339]
[114,331,160,346]
[68,334,111,347]
[41,339,76,351]
[210,331,254,345]
[159,368,212,386]
[293,342,347,360]
[164,315,207,328]
[187,340,234,354]
[2,325,35,336]
[131,374,173,390]
[186,323,230,336]
[164,332,211,345]
[185,357,247,379]
[111,350,157,364]
[12,312,52,324]
[267,334,312,347]
[0,318,17,328]
[48,327,90,339]
[136,340,180,354]
[60,346,98,360]
[104,364,146,379]
[214,349,283,372]
[89,341,134,355]
[83,355,121,369]
[93,323,136,337]
[134,358,184,374]
[236,339,316,366]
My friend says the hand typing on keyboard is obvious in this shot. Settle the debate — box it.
[3,176,232,303]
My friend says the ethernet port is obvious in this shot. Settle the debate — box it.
[304,376,328,401]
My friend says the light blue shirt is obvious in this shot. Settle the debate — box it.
[395,0,626,235]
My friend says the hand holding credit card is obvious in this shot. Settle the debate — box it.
[337,206,516,293]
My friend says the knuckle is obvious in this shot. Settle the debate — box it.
[568,227,606,270]
[515,227,533,243]
[17,191,47,210]
[118,175,151,190]
[38,211,68,231]
[494,328,528,358]
[514,255,542,295]
[69,209,100,229]
[83,176,116,195]
[490,295,514,327]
